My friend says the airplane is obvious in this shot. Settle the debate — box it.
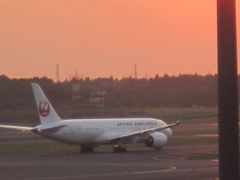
[0,83,180,153]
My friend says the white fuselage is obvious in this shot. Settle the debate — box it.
[35,118,172,145]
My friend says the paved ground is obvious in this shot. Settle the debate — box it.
[0,119,219,180]
[0,145,218,180]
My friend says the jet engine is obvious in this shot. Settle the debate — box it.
[145,132,168,149]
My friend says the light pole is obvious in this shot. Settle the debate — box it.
[217,0,239,179]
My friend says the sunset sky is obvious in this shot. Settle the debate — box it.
[0,1,239,80]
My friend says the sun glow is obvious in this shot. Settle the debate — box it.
[0,1,239,79]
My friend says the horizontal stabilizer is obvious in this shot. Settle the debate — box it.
[0,125,33,132]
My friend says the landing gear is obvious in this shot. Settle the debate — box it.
[113,145,126,153]
[81,146,94,153]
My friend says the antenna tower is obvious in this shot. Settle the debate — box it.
[134,63,138,79]
[56,63,60,82]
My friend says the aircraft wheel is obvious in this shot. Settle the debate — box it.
[81,146,94,153]
[113,145,126,153]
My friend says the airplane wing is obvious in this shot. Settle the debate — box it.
[0,124,65,134]
[0,124,34,132]
[109,121,180,143]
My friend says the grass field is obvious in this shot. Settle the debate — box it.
[0,107,218,157]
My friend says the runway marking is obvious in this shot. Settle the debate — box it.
[194,134,218,137]
[132,166,176,175]
[152,156,159,160]
[27,166,176,180]
[0,162,164,167]
[152,155,164,161]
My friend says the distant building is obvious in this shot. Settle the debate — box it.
[71,83,106,107]
[71,83,81,101]
[89,91,106,107]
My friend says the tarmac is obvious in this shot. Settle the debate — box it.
[0,146,218,180]
[0,121,220,180]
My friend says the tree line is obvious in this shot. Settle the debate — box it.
[0,74,219,110]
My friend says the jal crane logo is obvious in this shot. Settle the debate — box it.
[39,100,50,117]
